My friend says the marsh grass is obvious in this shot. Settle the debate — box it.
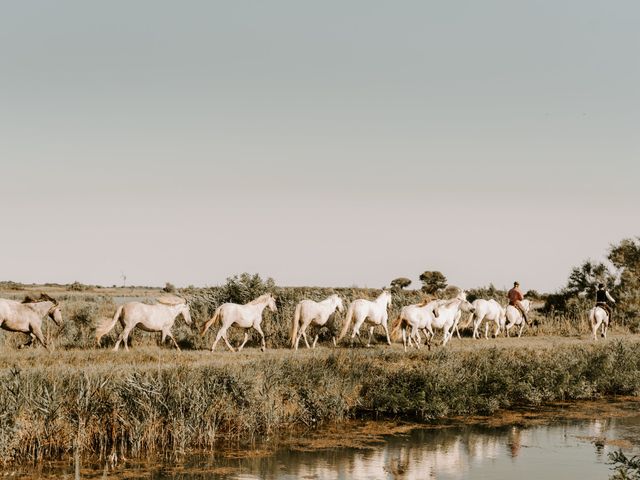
[1,339,640,465]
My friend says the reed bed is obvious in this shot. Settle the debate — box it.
[1,339,639,465]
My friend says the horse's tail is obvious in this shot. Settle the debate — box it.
[290,302,302,348]
[96,305,123,345]
[390,313,405,341]
[337,302,355,341]
[461,310,475,329]
[201,306,222,336]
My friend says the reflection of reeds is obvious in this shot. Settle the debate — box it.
[1,340,639,465]
[384,455,409,478]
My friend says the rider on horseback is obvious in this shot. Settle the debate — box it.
[595,283,615,321]
[507,281,528,324]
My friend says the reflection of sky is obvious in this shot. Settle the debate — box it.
[1,2,639,291]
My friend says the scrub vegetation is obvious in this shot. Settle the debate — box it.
[1,339,639,465]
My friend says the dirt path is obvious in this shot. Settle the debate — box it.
[0,332,635,372]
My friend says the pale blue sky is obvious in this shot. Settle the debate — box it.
[1,1,638,291]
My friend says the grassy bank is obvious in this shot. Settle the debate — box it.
[1,338,639,465]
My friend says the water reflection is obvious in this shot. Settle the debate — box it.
[155,414,640,480]
[8,411,640,479]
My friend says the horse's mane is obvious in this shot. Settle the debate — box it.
[22,293,58,305]
[248,293,272,305]
[442,297,462,307]
[417,295,436,307]
[157,295,186,306]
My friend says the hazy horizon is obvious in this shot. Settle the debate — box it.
[1,1,638,293]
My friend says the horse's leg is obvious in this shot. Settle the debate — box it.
[294,324,303,350]
[408,327,417,350]
[424,326,434,350]
[237,332,250,351]
[120,325,135,352]
[425,325,434,345]
[406,328,414,349]
[351,318,365,345]
[312,334,319,349]
[302,328,312,349]
[505,319,513,338]
[414,329,422,350]
[366,326,375,347]
[212,327,234,352]
[413,328,422,346]
[164,329,181,351]
[517,322,524,338]
[254,324,267,352]
[442,328,451,347]
[221,330,236,351]
[113,326,130,351]
[382,321,391,346]
[30,324,49,350]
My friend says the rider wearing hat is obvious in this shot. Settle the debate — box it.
[507,281,528,324]
[595,283,615,321]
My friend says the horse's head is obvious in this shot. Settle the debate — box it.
[48,302,63,326]
[460,298,475,314]
[383,290,392,307]
[267,293,278,312]
[333,295,344,313]
[180,302,193,325]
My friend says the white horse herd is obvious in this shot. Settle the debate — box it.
[0,289,614,352]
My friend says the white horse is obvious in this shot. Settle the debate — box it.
[390,299,443,352]
[589,305,610,340]
[0,294,63,350]
[291,294,343,350]
[504,299,531,337]
[467,299,506,339]
[95,295,192,351]
[338,290,392,347]
[427,292,475,347]
[202,293,277,352]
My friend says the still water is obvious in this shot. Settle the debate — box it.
[10,404,640,479]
